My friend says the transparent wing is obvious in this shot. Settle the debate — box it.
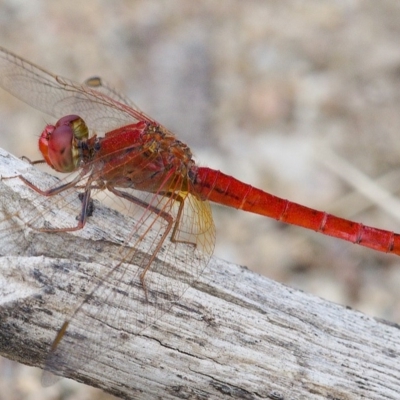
[0,156,215,384]
[0,47,216,384]
[41,188,215,384]
[0,47,155,133]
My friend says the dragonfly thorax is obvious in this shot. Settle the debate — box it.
[95,122,196,195]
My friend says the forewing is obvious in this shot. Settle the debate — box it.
[0,47,154,133]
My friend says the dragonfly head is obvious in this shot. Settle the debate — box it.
[39,115,89,173]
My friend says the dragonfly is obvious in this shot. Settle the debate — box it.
[0,47,399,384]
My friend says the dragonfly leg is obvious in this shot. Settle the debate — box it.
[4,172,93,233]
[107,186,176,299]
[168,194,197,247]
[21,155,46,165]
[17,173,83,197]
[156,192,196,246]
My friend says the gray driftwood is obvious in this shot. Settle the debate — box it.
[0,148,399,400]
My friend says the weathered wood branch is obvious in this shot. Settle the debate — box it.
[0,148,399,399]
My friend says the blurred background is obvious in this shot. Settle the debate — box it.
[0,0,400,398]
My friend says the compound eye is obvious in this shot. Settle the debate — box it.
[38,115,89,172]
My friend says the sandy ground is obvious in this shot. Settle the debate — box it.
[0,1,400,398]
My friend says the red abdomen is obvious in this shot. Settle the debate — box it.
[193,167,400,255]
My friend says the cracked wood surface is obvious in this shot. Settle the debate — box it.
[0,149,399,400]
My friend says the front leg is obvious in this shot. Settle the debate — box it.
[2,171,92,232]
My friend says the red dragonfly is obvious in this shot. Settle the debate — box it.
[0,47,399,384]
